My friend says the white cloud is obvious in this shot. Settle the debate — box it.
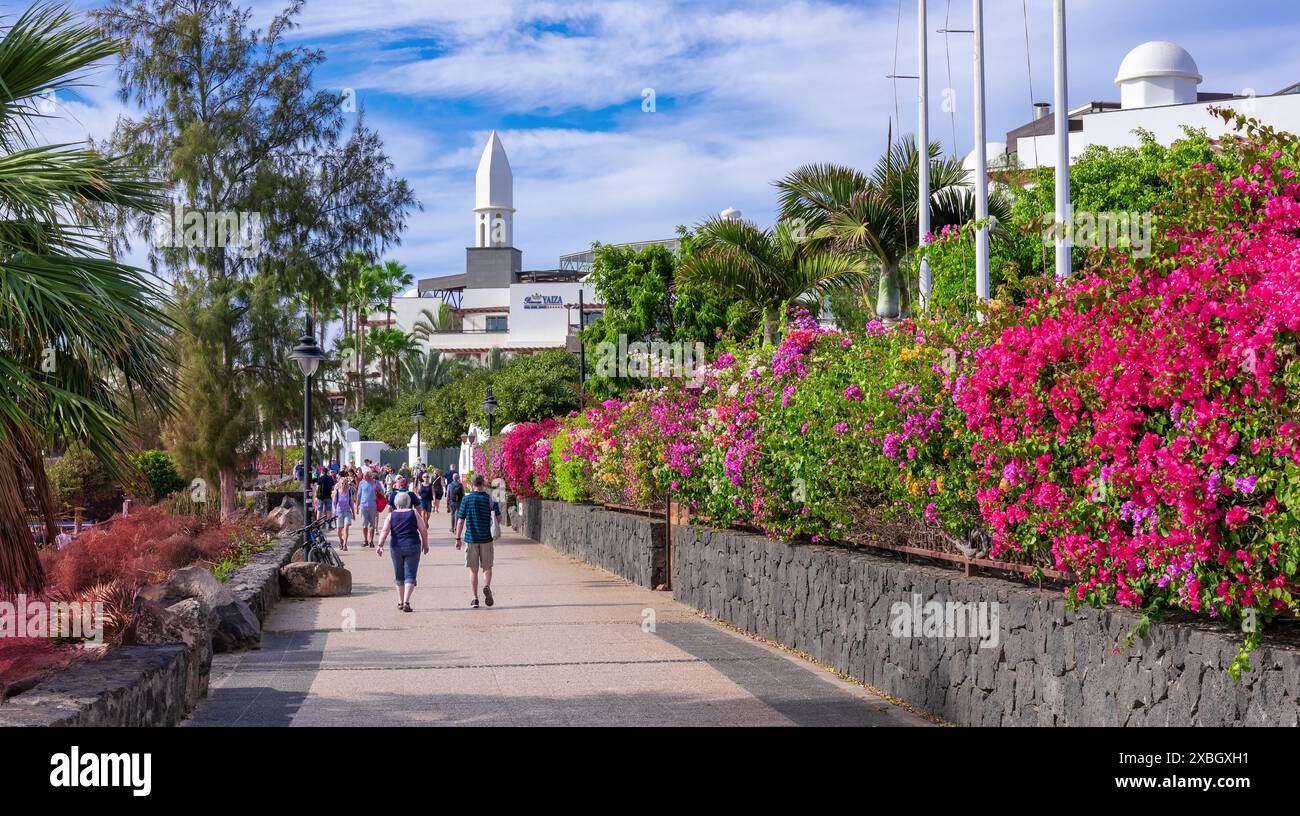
[36,0,1300,282]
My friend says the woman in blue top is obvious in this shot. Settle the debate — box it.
[376,491,429,612]
[416,474,435,523]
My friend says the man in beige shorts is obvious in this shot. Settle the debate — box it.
[454,474,501,609]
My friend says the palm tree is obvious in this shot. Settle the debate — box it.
[411,304,461,341]
[678,217,866,345]
[401,349,470,393]
[369,326,419,399]
[370,259,411,396]
[775,136,1009,320]
[345,260,384,410]
[0,3,176,593]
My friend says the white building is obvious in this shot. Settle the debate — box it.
[372,131,609,365]
[1006,41,1300,170]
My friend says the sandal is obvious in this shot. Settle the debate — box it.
[401,603,413,613]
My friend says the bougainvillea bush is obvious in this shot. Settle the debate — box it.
[528,386,701,509]
[670,311,982,544]
[960,133,1300,672]
[490,418,558,498]
[484,122,1300,671]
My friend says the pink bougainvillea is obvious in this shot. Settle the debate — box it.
[959,142,1300,669]
[484,129,1300,672]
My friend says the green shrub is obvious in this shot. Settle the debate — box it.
[46,446,121,510]
[129,450,188,500]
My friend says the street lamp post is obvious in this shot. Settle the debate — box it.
[482,385,498,439]
[290,317,325,547]
[411,403,425,469]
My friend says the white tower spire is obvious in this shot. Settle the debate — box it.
[474,130,514,248]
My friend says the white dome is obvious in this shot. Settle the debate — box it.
[961,142,1010,175]
[1115,41,1201,84]
[720,206,742,220]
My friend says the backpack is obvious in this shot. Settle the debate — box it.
[449,481,464,503]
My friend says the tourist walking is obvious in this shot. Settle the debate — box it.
[314,466,336,528]
[333,476,356,552]
[357,471,379,548]
[386,475,419,521]
[376,491,429,612]
[431,469,445,515]
[446,473,465,533]
[416,473,434,524]
[455,474,501,608]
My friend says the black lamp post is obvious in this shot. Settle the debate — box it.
[411,403,425,469]
[482,385,498,439]
[290,318,326,545]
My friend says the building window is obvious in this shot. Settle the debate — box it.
[486,315,508,333]
[582,310,603,326]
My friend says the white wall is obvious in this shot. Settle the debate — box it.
[1017,94,1300,170]
[369,281,596,364]
[507,282,596,345]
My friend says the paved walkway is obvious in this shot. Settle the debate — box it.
[188,511,928,727]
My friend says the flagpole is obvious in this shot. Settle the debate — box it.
[1053,0,1072,280]
[972,0,990,314]
[918,0,932,311]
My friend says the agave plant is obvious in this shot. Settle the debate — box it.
[0,3,176,594]
[47,579,136,643]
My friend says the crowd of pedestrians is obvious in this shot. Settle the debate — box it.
[295,458,502,611]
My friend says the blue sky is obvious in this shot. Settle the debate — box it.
[18,0,1300,281]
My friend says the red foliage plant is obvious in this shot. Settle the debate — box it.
[38,506,266,596]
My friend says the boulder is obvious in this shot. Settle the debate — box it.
[138,566,261,653]
[280,562,352,597]
[268,502,304,531]
[210,596,261,654]
[122,595,215,712]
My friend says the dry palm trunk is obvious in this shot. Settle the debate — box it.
[0,421,50,595]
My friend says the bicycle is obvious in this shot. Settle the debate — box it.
[288,514,345,568]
